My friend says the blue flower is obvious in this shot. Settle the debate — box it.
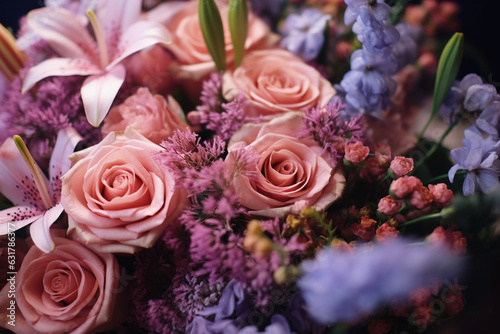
[280,8,331,61]
[340,50,397,118]
[477,101,500,139]
[352,7,400,54]
[344,0,393,25]
[392,22,421,71]
[298,239,462,325]
[449,127,500,196]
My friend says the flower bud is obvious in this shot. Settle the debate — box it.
[199,0,226,72]
[228,0,248,68]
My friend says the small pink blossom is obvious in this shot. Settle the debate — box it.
[389,156,414,177]
[428,226,467,255]
[377,196,404,216]
[375,223,399,243]
[409,185,433,209]
[444,285,465,316]
[428,183,454,207]
[344,141,370,164]
[390,176,423,199]
[351,216,376,241]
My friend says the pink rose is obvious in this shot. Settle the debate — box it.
[223,49,336,118]
[344,141,370,164]
[375,223,399,243]
[101,87,188,144]
[61,129,187,253]
[0,236,120,334]
[147,0,278,80]
[227,112,345,217]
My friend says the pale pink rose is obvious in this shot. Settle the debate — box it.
[227,112,345,217]
[377,195,404,216]
[61,129,187,253]
[147,0,278,80]
[344,141,370,164]
[389,156,414,177]
[101,87,188,144]
[428,183,453,207]
[0,235,120,334]
[223,49,336,118]
[389,176,422,199]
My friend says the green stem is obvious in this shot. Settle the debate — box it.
[414,123,456,171]
[425,169,467,184]
[399,212,442,227]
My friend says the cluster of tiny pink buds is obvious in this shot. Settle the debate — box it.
[389,176,423,199]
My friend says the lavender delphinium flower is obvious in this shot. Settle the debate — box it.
[439,73,499,125]
[477,101,500,139]
[339,0,401,119]
[449,127,500,196]
[392,22,422,71]
[352,7,400,55]
[298,239,463,325]
[344,0,393,26]
[279,8,331,61]
[340,49,398,118]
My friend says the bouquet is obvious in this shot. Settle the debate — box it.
[0,0,499,333]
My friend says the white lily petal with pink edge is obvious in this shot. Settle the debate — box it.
[0,128,81,252]
[23,0,172,127]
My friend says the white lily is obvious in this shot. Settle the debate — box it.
[0,128,81,252]
[22,0,172,127]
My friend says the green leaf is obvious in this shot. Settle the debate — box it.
[198,0,226,72]
[228,0,248,68]
[419,32,464,140]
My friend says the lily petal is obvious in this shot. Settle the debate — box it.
[30,204,64,252]
[48,128,82,201]
[106,21,172,70]
[27,7,99,62]
[49,127,83,179]
[0,208,44,234]
[22,57,102,93]
[97,0,141,54]
[81,64,126,127]
[0,138,48,207]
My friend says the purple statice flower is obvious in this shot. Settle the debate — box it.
[199,72,222,112]
[298,239,463,325]
[190,74,250,139]
[301,97,365,164]
[449,127,500,196]
[392,22,422,71]
[279,8,331,61]
[203,93,248,140]
[352,7,400,55]
[344,0,393,26]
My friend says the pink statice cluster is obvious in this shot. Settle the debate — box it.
[0,0,495,334]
